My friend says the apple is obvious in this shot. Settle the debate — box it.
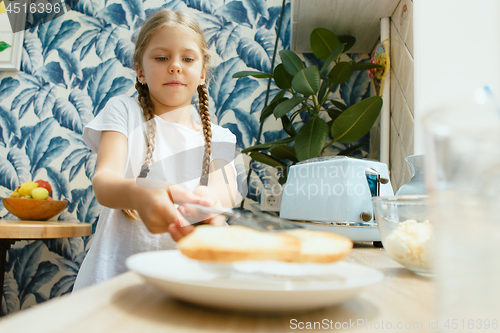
[31,187,49,200]
[35,180,52,195]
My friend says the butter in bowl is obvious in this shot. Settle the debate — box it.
[372,195,434,276]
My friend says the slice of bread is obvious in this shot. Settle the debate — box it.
[178,225,353,263]
[178,225,301,262]
[283,229,353,263]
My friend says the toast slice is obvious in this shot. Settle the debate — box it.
[178,225,301,262]
[284,229,353,263]
[178,225,353,263]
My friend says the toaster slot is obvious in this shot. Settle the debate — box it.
[365,168,380,197]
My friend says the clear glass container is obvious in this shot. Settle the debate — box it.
[372,195,432,276]
[424,95,500,328]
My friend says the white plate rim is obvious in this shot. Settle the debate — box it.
[126,250,384,292]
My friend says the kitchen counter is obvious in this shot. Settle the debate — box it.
[0,243,436,333]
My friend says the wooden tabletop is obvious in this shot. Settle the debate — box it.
[0,220,92,239]
[0,243,436,333]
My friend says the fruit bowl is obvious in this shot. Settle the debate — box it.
[2,198,67,221]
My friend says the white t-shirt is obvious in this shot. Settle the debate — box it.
[73,95,237,290]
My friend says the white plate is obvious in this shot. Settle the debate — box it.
[126,250,383,312]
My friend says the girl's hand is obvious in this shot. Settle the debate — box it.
[169,185,226,242]
[134,185,201,234]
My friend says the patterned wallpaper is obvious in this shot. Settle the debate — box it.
[0,0,375,315]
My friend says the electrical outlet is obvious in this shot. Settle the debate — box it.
[260,190,282,211]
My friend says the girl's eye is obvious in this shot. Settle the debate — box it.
[156,57,167,61]
[184,58,194,63]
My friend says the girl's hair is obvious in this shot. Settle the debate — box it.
[123,10,212,220]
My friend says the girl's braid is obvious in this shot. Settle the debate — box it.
[121,80,157,220]
[136,80,157,170]
[197,83,212,186]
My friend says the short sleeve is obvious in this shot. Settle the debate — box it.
[82,96,132,153]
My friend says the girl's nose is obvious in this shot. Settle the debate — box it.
[169,61,181,73]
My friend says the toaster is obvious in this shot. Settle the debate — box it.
[279,156,393,224]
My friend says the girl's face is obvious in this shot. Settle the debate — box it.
[136,25,206,115]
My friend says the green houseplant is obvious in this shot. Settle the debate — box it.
[233,28,384,183]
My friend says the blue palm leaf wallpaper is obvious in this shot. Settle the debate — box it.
[0,0,374,315]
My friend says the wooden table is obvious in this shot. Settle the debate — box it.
[0,243,436,332]
[0,219,92,315]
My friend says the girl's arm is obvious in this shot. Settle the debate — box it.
[93,130,200,234]
[207,159,238,209]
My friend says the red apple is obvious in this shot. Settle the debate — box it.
[35,180,52,195]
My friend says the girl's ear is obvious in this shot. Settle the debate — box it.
[136,67,146,84]
[199,67,207,85]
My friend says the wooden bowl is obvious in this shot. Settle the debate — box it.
[2,198,68,221]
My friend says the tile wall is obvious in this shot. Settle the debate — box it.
[388,0,414,192]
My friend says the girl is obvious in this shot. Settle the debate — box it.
[73,9,238,290]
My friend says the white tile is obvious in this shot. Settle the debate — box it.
[398,44,413,99]
[400,102,414,155]
[399,1,413,45]
[390,74,404,134]
[404,131,414,158]
[391,135,406,192]
[405,64,414,115]
[390,20,404,81]
[390,118,399,169]
[390,70,398,115]
[389,172,399,193]
[396,139,407,191]
[390,0,404,36]
[406,5,414,57]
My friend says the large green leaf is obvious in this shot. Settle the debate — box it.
[273,64,293,90]
[249,152,287,169]
[281,115,296,137]
[331,96,383,143]
[270,144,298,162]
[310,28,340,60]
[336,142,367,156]
[232,70,273,79]
[279,50,304,76]
[294,117,329,161]
[271,89,287,103]
[260,96,286,122]
[274,97,306,119]
[320,43,346,74]
[317,79,330,105]
[291,66,320,96]
[330,100,348,111]
[339,35,356,52]
[327,109,342,122]
[241,137,294,153]
[328,62,354,86]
